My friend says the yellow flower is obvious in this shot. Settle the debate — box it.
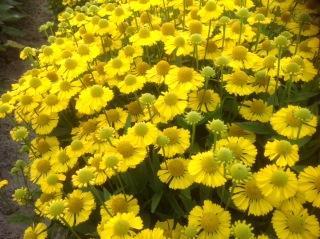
[0,179,8,189]
[72,166,97,188]
[158,158,193,189]
[198,0,223,22]
[165,66,204,92]
[159,126,190,158]
[50,78,82,100]
[31,112,59,135]
[104,57,131,77]
[118,74,146,94]
[188,89,220,112]
[299,166,320,208]
[264,140,299,167]
[256,165,298,203]
[64,190,96,226]
[100,213,143,239]
[146,60,173,84]
[272,208,320,239]
[39,172,66,194]
[30,157,52,182]
[223,70,255,96]
[23,223,47,239]
[135,228,165,239]
[130,26,161,47]
[154,90,188,121]
[104,107,129,130]
[270,105,317,139]
[188,151,226,188]
[127,122,159,146]
[76,85,114,115]
[232,175,273,216]
[164,32,193,56]
[188,200,231,238]
[58,55,87,80]
[239,99,273,123]
[216,137,257,166]
[45,199,66,220]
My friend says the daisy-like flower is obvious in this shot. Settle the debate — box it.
[64,190,96,226]
[45,199,66,220]
[216,137,257,166]
[127,122,159,147]
[58,55,87,80]
[72,166,97,188]
[159,126,190,158]
[198,0,223,22]
[158,157,193,189]
[272,208,320,239]
[164,32,193,56]
[154,90,188,121]
[39,93,69,114]
[232,175,273,216]
[223,70,255,96]
[111,136,147,169]
[76,85,114,115]
[104,57,131,77]
[146,60,173,84]
[50,78,81,100]
[299,166,320,208]
[50,148,78,173]
[270,105,317,139]
[130,26,161,47]
[227,123,256,143]
[104,107,128,130]
[100,194,140,220]
[225,45,261,70]
[239,99,273,123]
[39,172,66,194]
[30,157,52,182]
[23,223,47,239]
[188,151,226,188]
[264,140,299,167]
[118,74,146,94]
[256,165,298,203]
[188,89,220,112]
[165,66,204,92]
[31,112,59,135]
[99,213,143,238]
[281,56,317,82]
[188,200,231,238]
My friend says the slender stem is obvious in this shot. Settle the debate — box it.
[60,217,82,239]
[194,45,199,71]
[182,0,186,30]
[222,24,226,50]
[89,186,112,216]
[147,105,153,123]
[204,20,212,60]
[294,23,303,55]
[254,24,261,51]
[190,124,196,155]
[238,19,243,44]
[275,47,282,92]
[225,183,235,210]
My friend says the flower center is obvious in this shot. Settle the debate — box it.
[90,85,104,98]
[59,81,71,91]
[78,169,94,184]
[189,20,202,34]
[201,212,220,232]
[139,28,150,38]
[37,114,51,126]
[287,215,304,234]
[201,155,218,173]
[106,109,120,123]
[250,100,266,115]
[271,170,288,187]
[104,155,119,168]
[163,128,179,144]
[245,180,263,199]
[124,75,137,86]
[68,197,84,213]
[112,58,123,69]
[161,22,175,36]
[114,219,130,236]
[83,33,95,44]
[174,36,186,47]
[205,0,217,11]
[29,78,41,89]
[231,71,249,86]
[232,46,248,60]
[167,160,185,177]
[123,46,135,56]
[71,140,83,151]
[110,198,128,214]
[65,58,77,70]
[134,123,149,136]
[206,40,218,53]
[286,112,302,127]
[36,159,51,174]
[164,93,178,106]
[156,60,170,76]
[114,7,124,16]
[127,101,143,116]
[177,67,193,83]
[47,174,59,185]
[45,95,59,106]
[21,95,33,105]
[58,151,69,164]
[78,45,90,56]
[275,140,292,156]
[117,141,135,158]
[314,176,320,191]
[36,140,50,154]
[49,201,65,218]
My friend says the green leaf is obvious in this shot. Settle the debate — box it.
[236,122,274,135]
[291,165,306,173]
[151,191,163,213]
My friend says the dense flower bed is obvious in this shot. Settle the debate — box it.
[0,0,320,238]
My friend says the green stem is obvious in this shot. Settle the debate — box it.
[254,24,261,51]
[204,20,212,60]
[222,24,226,50]
[60,217,82,239]
[89,186,112,216]
[275,47,282,92]
[147,105,153,123]
[190,124,196,155]
[238,19,243,44]
[194,45,199,71]
[182,0,186,30]
[225,183,235,210]
[294,23,303,55]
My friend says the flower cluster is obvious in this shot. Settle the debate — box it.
[1,0,320,238]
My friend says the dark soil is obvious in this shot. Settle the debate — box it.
[0,1,52,238]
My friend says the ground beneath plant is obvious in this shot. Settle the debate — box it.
[0,0,52,238]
